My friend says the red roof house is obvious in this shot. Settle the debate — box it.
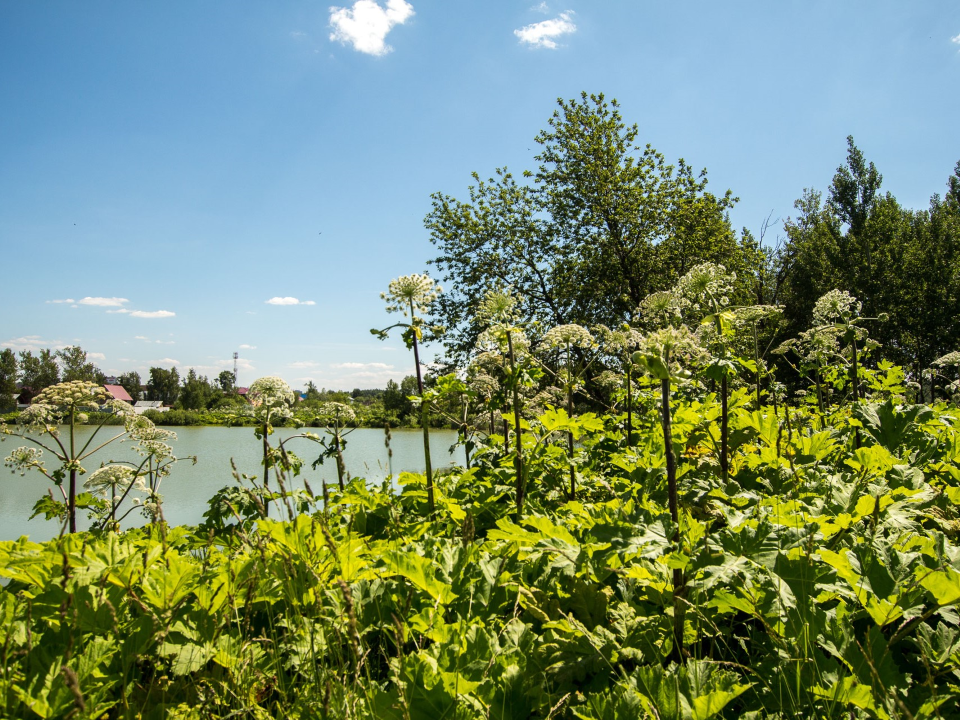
[103,385,134,403]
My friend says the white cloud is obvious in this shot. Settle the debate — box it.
[290,30,307,39]
[88,352,106,360]
[239,344,257,350]
[134,335,148,340]
[514,11,576,49]
[1,335,66,352]
[46,298,75,304]
[532,2,549,12]
[329,0,414,56]
[290,361,323,368]
[129,310,175,319]
[265,297,315,306]
[154,358,181,366]
[78,296,129,307]
[953,33,960,47]
[332,361,394,370]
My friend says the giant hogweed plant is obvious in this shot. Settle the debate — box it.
[0,381,194,533]
[372,273,443,513]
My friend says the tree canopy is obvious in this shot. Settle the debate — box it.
[426,92,762,365]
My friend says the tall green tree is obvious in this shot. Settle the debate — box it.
[18,349,60,392]
[117,371,142,403]
[178,369,218,410]
[0,348,17,410]
[146,366,180,406]
[426,92,760,364]
[57,345,102,383]
[216,370,236,393]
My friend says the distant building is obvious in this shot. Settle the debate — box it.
[133,400,168,415]
[103,385,133,403]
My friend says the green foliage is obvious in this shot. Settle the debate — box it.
[5,388,960,718]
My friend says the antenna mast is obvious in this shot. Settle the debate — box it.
[233,352,239,385]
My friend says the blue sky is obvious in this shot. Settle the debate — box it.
[1,1,958,390]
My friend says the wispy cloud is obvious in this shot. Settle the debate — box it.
[46,298,75,304]
[532,1,549,12]
[239,344,257,350]
[514,11,576,49]
[78,297,129,307]
[953,33,960,48]
[265,297,316,306]
[112,309,175,318]
[332,361,394,370]
[88,352,106,361]
[329,0,414,56]
[290,360,323,368]
[1,335,66,352]
[135,335,175,344]
[130,310,175,319]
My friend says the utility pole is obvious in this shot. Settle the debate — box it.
[233,352,239,386]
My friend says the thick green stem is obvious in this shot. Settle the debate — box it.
[334,425,345,491]
[566,344,576,499]
[660,377,684,662]
[720,374,729,482]
[625,364,633,447]
[262,430,270,517]
[507,331,524,518]
[69,410,76,533]
[409,306,434,513]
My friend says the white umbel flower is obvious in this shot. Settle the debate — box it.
[381,274,441,316]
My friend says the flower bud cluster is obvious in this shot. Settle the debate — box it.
[32,381,106,411]
[812,289,861,326]
[249,376,296,423]
[541,323,595,350]
[381,274,441,315]
[4,446,44,476]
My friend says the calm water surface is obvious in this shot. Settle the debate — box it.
[1,426,465,542]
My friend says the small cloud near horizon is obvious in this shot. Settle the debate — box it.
[1,335,67,352]
[332,361,393,370]
[88,352,106,361]
[79,297,129,307]
[112,309,175,318]
[265,297,316,306]
[239,344,257,350]
[329,0,414,56]
[515,11,576,49]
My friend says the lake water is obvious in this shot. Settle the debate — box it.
[0,426,466,542]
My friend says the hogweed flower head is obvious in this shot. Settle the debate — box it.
[16,403,60,432]
[84,465,137,497]
[675,263,735,314]
[541,323,596,350]
[477,288,522,325]
[249,376,296,423]
[316,402,356,425]
[934,351,960,368]
[5,446,44,476]
[476,326,530,357]
[813,289,861,326]
[639,291,684,329]
[381,274,441,316]
[33,381,106,412]
[635,325,707,380]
